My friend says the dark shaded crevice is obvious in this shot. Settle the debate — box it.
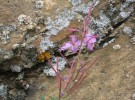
[113,15,131,29]
[99,14,131,47]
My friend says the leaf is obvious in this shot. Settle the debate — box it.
[40,95,45,100]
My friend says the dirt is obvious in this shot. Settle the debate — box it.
[25,34,135,100]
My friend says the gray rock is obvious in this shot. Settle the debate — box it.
[35,0,44,9]
[44,56,66,76]
[0,84,7,100]
[69,0,82,6]
[132,92,135,100]
[10,65,22,72]
[123,26,132,36]
[8,89,26,100]
[40,37,54,52]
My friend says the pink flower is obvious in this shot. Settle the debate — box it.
[60,35,81,53]
[83,33,97,51]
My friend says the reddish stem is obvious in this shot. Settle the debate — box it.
[56,57,59,72]
[67,72,85,96]
[58,77,62,100]
[73,60,90,81]
[59,51,71,66]
[48,60,66,82]
[63,61,75,91]
[67,73,87,96]
[85,57,98,71]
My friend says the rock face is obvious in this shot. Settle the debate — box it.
[0,84,7,100]
[0,0,134,72]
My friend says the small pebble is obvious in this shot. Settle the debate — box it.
[35,0,44,9]
[38,83,46,90]
[126,74,129,78]
[103,43,108,48]
[18,14,27,22]
[130,36,135,44]
[132,93,135,100]
[113,44,121,50]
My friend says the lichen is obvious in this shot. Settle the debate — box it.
[10,65,22,72]
[130,35,135,44]
[40,37,54,52]
[0,84,7,100]
[69,0,82,6]
[0,24,16,44]
[123,26,132,36]
[35,0,44,9]
[43,56,66,76]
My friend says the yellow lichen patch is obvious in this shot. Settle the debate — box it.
[38,52,51,62]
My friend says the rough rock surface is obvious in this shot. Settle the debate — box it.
[0,0,135,99]
[0,0,134,71]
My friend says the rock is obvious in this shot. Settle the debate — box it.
[0,0,134,100]
[0,84,7,100]
[35,0,44,9]
[18,14,27,23]
[8,89,26,100]
[69,0,82,6]
[113,44,121,50]
[123,26,133,36]
[130,35,135,44]
[10,65,22,72]
[38,83,46,90]
[132,92,135,100]
[16,72,25,80]
[43,56,67,76]
[39,37,54,52]
[16,80,29,90]
[0,0,134,72]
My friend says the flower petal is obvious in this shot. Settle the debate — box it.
[85,33,92,38]
[60,42,71,51]
[75,40,81,46]
[84,33,92,42]
[70,35,77,43]
[88,38,96,43]
[72,46,79,53]
[87,43,94,51]
[68,45,78,53]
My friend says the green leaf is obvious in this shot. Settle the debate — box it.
[40,95,45,100]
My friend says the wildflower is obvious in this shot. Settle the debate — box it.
[60,35,81,53]
[83,33,97,51]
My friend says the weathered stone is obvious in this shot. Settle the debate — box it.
[0,84,7,100]
[0,0,134,72]
[8,89,26,100]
